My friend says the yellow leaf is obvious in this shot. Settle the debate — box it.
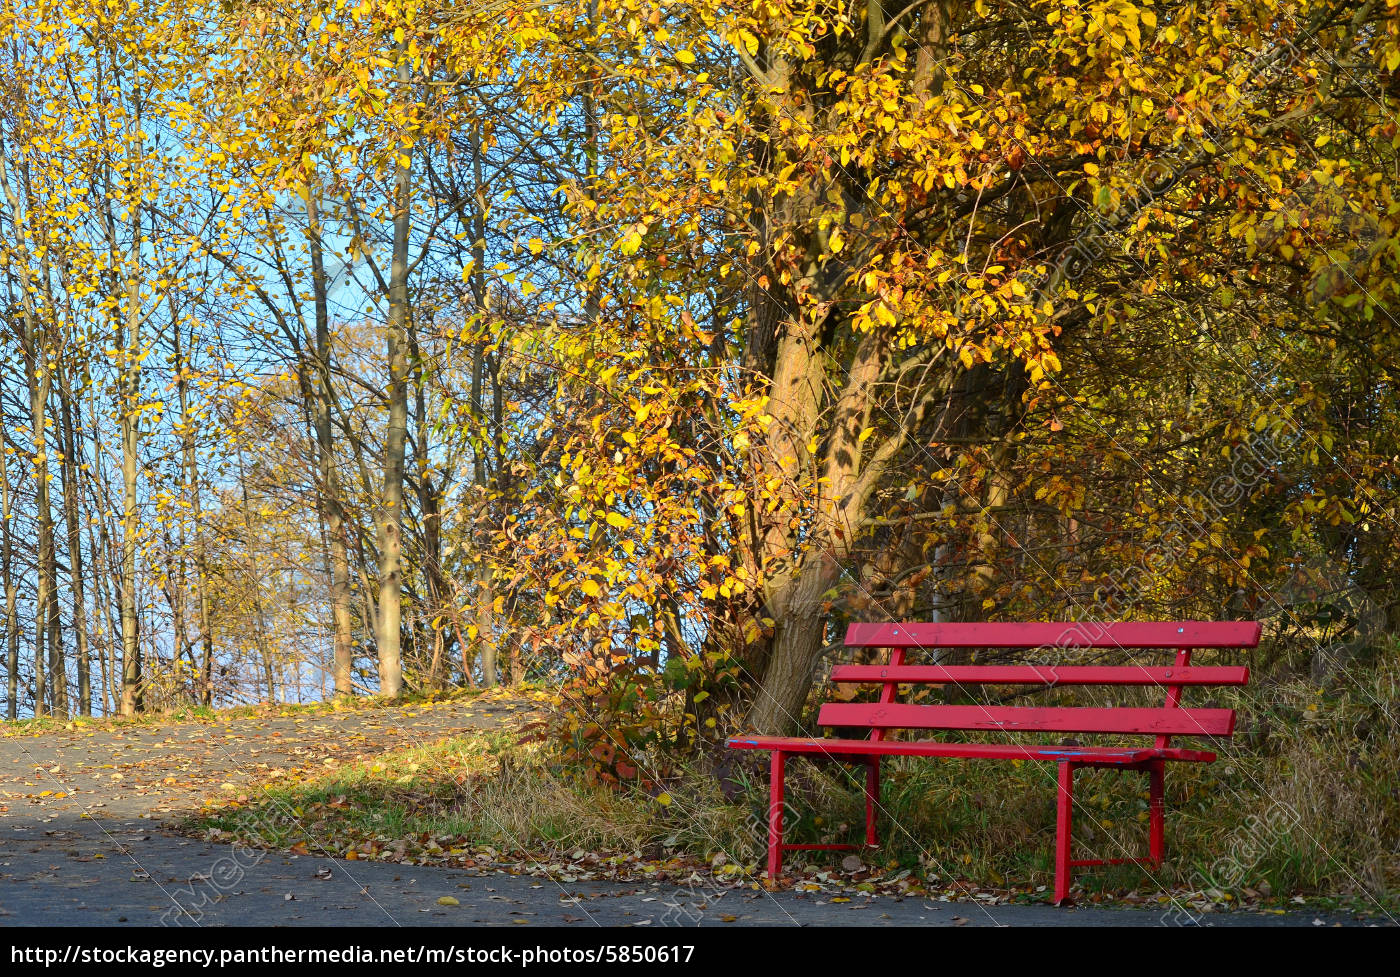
[676,49,695,64]
[437,896,460,907]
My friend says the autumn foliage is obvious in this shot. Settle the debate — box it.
[0,2,1396,787]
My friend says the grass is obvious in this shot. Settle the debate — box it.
[178,649,1399,912]
[188,729,687,868]
[746,643,1400,911]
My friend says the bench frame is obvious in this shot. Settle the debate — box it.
[728,621,1260,904]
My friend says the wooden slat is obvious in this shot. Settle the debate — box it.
[828,664,1250,686]
[817,702,1236,736]
[726,736,1219,764]
[844,621,1262,650]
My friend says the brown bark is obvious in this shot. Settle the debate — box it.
[372,52,412,700]
[56,358,92,714]
[23,338,57,717]
[305,187,356,699]
[117,270,143,717]
[1,424,17,720]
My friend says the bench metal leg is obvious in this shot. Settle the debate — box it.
[1148,760,1165,868]
[864,758,880,847]
[767,751,786,883]
[1055,761,1076,905]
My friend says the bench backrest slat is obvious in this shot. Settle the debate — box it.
[828,664,1249,687]
[818,703,1236,737]
[844,621,1262,650]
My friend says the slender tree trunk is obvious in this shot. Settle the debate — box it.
[235,454,275,704]
[1,431,18,720]
[373,52,412,700]
[82,384,120,717]
[113,62,147,717]
[23,328,57,718]
[170,311,215,706]
[476,565,496,687]
[409,317,445,690]
[466,122,499,688]
[117,271,143,716]
[0,136,55,717]
[305,187,355,698]
[45,531,63,717]
[4,176,61,715]
[508,636,524,687]
[57,359,92,715]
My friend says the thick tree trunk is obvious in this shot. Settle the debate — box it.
[749,552,840,734]
[747,310,903,732]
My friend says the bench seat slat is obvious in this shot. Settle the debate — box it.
[817,703,1235,736]
[726,736,1218,764]
[845,620,1262,649]
[828,665,1249,686]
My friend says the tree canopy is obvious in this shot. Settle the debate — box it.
[0,1,1394,761]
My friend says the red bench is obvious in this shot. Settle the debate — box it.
[727,620,1260,904]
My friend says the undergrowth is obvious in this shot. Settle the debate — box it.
[185,646,1399,912]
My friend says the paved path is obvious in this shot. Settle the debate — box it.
[0,701,1383,928]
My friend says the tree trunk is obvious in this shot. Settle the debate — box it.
[23,324,57,717]
[475,564,497,687]
[117,274,143,717]
[171,317,216,707]
[747,323,913,733]
[0,135,59,717]
[56,360,91,715]
[306,186,355,699]
[465,121,497,689]
[410,315,447,691]
[750,553,838,735]
[1,430,17,721]
[373,53,412,700]
[82,385,120,717]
